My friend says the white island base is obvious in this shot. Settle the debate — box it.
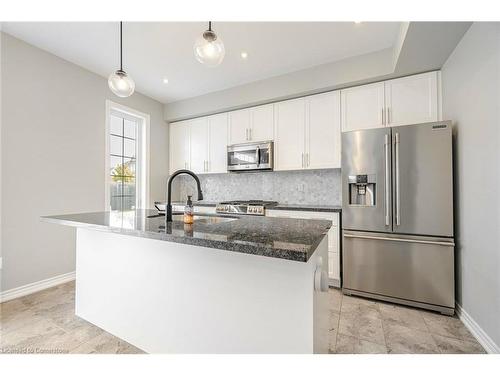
[75,228,329,353]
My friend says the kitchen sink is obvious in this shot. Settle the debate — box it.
[148,212,239,224]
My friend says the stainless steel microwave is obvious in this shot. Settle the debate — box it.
[227,141,273,172]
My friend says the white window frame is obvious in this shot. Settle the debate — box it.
[105,100,151,210]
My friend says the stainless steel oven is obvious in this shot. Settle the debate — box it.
[227,141,273,172]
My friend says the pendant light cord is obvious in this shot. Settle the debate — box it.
[120,21,123,71]
[208,21,212,32]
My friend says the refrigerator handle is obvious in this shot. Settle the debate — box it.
[384,134,390,226]
[343,233,454,247]
[395,132,401,226]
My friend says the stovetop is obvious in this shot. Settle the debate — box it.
[216,200,278,216]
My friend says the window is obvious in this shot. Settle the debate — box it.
[105,101,150,211]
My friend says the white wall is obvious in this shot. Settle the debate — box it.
[0,32,169,291]
[442,22,500,351]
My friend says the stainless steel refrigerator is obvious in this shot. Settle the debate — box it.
[341,121,455,315]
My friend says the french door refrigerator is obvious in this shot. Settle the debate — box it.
[341,121,455,315]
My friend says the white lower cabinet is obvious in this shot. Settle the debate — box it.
[266,209,340,287]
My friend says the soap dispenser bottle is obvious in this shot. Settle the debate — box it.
[183,195,194,224]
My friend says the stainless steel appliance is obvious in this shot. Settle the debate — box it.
[341,121,455,315]
[227,141,273,172]
[216,200,278,216]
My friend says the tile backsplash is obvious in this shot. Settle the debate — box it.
[174,169,341,206]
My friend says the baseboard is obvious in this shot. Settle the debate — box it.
[456,303,500,354]
[0,271,76,303]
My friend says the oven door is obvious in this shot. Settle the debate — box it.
[227,142,273,171]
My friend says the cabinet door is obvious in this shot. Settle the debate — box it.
[169,121,190,173]
[341,82,385,132]
[266,210,341,284]
[274,98,306,171]
[189,118,209,174]
[306,91,341,169]
[228,109,251,145]
[207,113,228,174]
[385,71,438,126]
[250,104,274,142]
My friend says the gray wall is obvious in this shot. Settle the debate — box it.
[164,48,395,122]
[163,22,471,122]
[0,33,169,291]
[442,22,500,349]
[177,169,341,206]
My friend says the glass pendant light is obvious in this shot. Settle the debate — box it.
[194,21,225,67]
[108,22,135,97]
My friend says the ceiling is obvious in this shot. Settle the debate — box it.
[2,22,402,103]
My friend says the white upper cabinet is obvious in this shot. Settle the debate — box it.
[250,104,274,142]
[171,71,441,174]
[189,118,209,174]
[341,71,440,132]
[228,109,250,145]
[274,92,341,171]
[169,121,191,173]
[170,114,228,175]
[274,98,306,171]
[207,113,228,174]
[341,82,385,132]
[384,71,439,126]
[306,91,341,169]
[228,104,274,145]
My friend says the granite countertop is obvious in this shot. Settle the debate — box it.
[170,201,341,212]
[41,209,331,263]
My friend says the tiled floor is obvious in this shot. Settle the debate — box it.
[0,281,143,354]
[327,288,485,354]
[1,281,485,354]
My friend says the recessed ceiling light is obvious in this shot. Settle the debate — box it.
[240,51,248,60]
[163,77,169,84]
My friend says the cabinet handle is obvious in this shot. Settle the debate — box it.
[382,107,385,125]
[249,128,252,140]
[301,153,304,168]
[387,107,391,124]
[245,128,248,141]
[306,153,309,167]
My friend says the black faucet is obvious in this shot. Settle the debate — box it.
[165,169,203,222]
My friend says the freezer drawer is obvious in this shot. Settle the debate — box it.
[342,230,454,309]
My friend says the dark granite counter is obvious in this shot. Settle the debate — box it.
[41,209,331,263]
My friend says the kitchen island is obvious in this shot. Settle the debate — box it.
[42,209,331,353]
